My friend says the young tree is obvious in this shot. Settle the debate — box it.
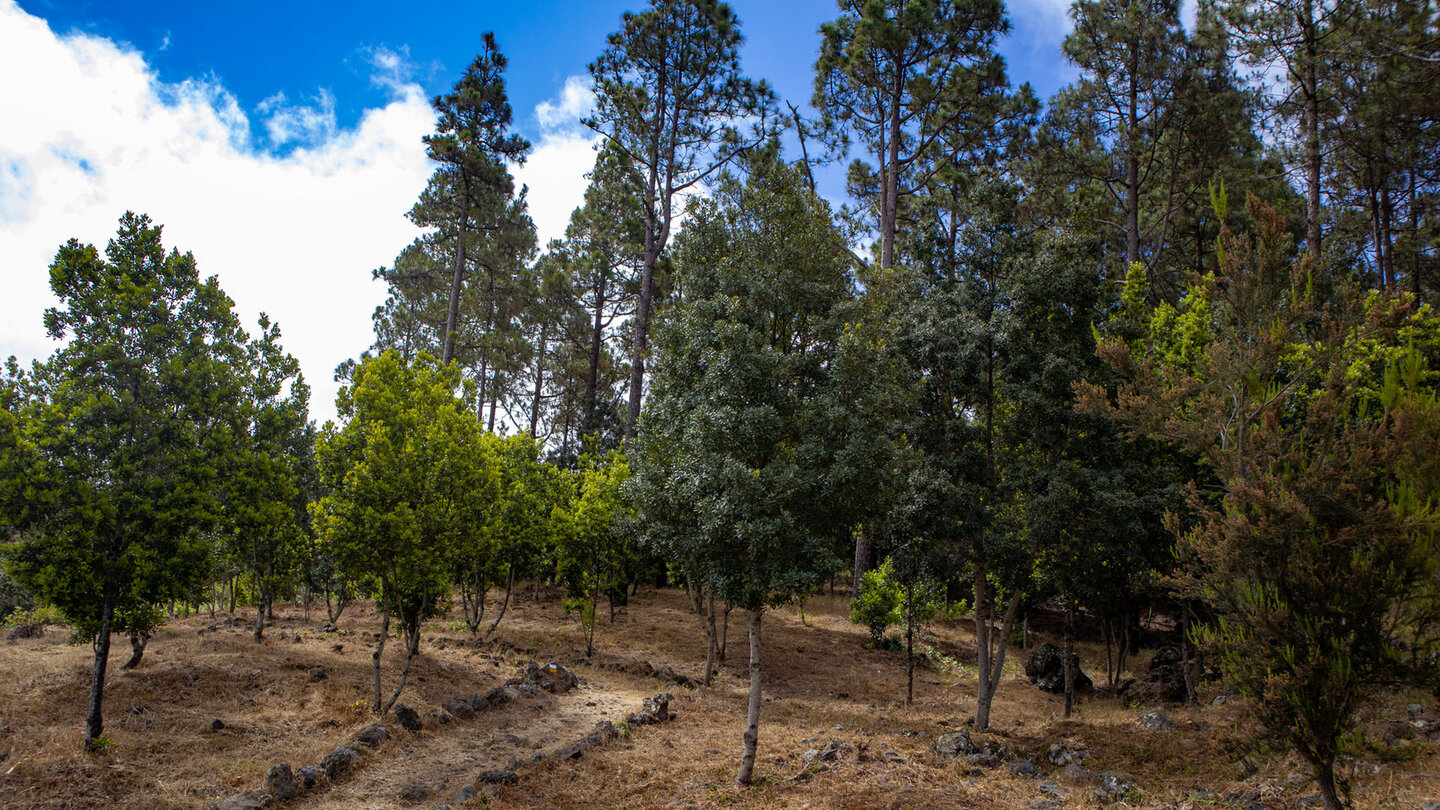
[558,452,636,656]
[4,213,248,749]
[587,0,778,441]
[1087,194,1440,809]
[311,351,498,715]
[632,158,873,785]
[222,315,315,643]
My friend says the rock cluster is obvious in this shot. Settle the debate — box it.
[210,663,581,809]
[1024,643,1093,694]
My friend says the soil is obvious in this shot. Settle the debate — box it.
[0,588,1435,809]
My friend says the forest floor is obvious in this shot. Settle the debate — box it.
[0,586,1435,809]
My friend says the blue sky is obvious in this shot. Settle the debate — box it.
[2,0,1092,423]
[17,0,1080,149]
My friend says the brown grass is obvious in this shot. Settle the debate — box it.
[0,590,1434,809]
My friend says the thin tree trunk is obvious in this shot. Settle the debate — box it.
[443,207,470,364]
[686,576,717,686]
[582,276,606,438]
[905,582,915,705]
[1063,604,1076,718]
[381,616,423,716]
[1126,46,1141,267]
[1302,0,1323,258]
[720,602,731,661]
[122,630,148,670]
[974,564,992,725]
[1315,758,1342,810]
[735,610,764,786]
[977,589,1021,730]
[485,561,516,638]
[852,531,873,600]
[252,586,268,642]
[529,322,548,436]
[85,563,119,748]
[1181,602,1197,704]
[372,611,391,714]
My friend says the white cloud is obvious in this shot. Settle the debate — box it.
[0,0,437,424]
[535,75,595,135]
[515,75,599,248]
[257,89,339,147]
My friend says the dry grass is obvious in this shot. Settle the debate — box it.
[0,590,1435,809]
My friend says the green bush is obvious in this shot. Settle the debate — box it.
[850,559,901,646]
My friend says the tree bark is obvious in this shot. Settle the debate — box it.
[371,610,391,713]
[1063,604,1076,718]
[735,610,764,786]
[905,582,915,705]
[485,561,516,638]
[1302,0,1323,258]
[121,631,148,670]
[443,206,469,364]
[529,322,548,436]
[85,563,120,749]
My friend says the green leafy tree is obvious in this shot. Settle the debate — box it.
[3,213,248,748]
[222,315,315,643]
[558,452,636,656]
[633,158,872,785]
[311,350,498,715]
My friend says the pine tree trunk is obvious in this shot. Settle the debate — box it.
[735,610,764,786]
[443,206,470,364]
[1302,0,1323,258]
[974,565,993,726]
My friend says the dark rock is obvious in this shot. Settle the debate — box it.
[1094,771,1139,800]
[319,745,357,778]
[397,782,432,802]
[936,728,977,757]
[350,723,389,749]
[1137,711,1174,731]
[521,662,579,694]
[430,710,452,725]
[393,703,422,731]
[1025,643,1093,694]
[454,785,478,803]
[477,769,519,785]
[1047,742,1089,767]
[1062,762,1094,783]
[1294,795,1323,808]
[296,766,320,790]
[466,694,491,714]
[307,667,327,682]
[591,720,619,742]
[210,718,226,732]
[642,693,671,721]
[1407,703,1423,719]
[1010,758,1038,777]
[1037,781,1063,796]
[554,742,587,761]
[265,763,299,801]
[965,752,1002,769]
[444,697,476,720]
[804,741,844,765]
[482,686,518,706]
[217,791,271,810]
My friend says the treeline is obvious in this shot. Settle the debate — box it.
[3,2,1439,809]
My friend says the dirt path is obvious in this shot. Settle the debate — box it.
[289,675,654,809]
